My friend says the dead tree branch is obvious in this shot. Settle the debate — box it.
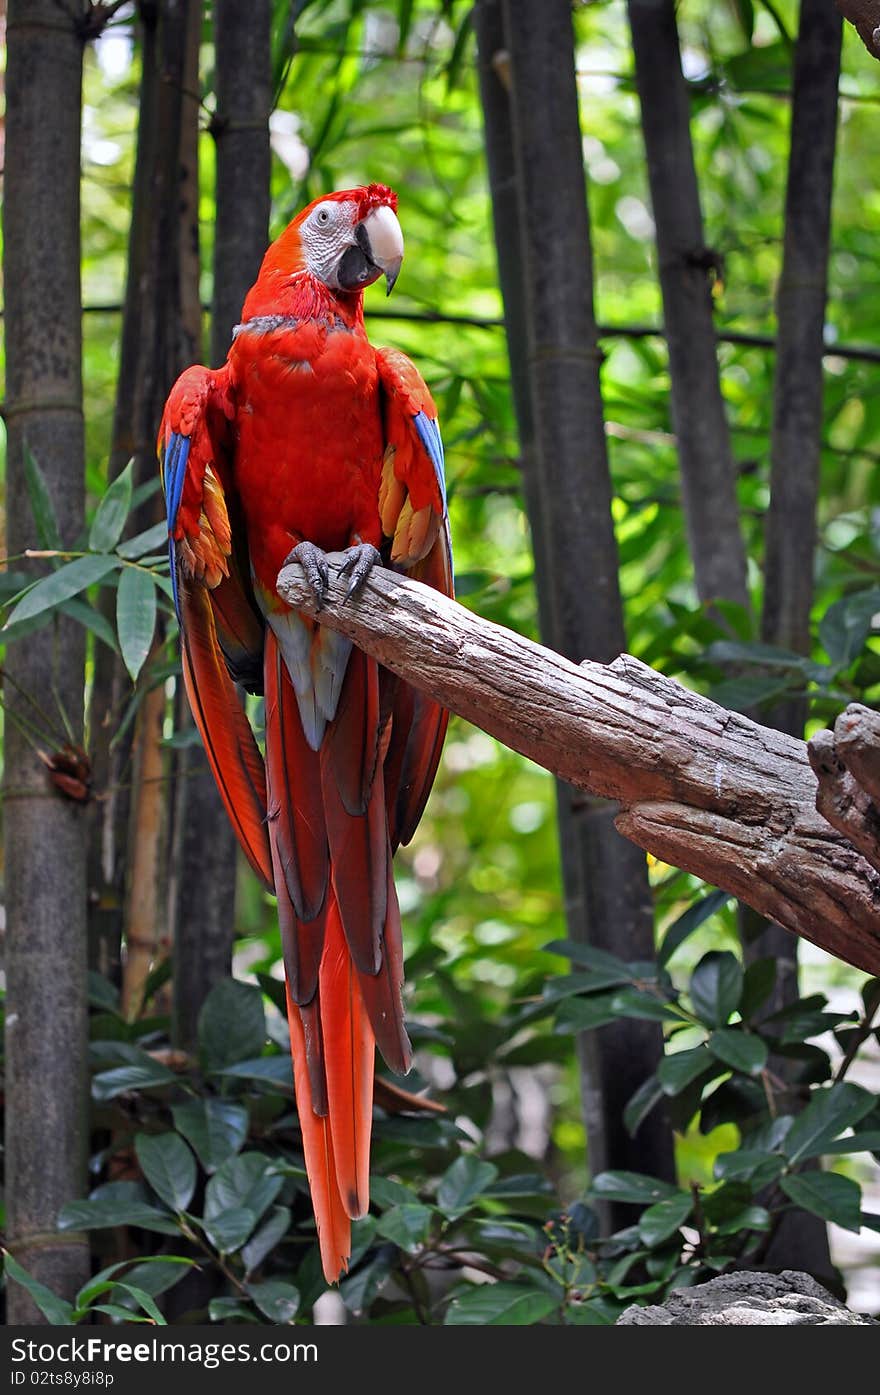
[276,556,880,977]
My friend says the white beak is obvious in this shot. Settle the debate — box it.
[361,205,404,294]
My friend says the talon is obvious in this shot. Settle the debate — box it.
[338,543,381,600]
[287,540,330,610]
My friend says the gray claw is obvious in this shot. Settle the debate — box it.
[287,540,330,610]
[338,543,381,600]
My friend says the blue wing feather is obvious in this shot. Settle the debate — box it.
[413,411,447,514]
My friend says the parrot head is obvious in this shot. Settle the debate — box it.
[268,183,404,297]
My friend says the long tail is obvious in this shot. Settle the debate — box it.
[264,626,409,1282]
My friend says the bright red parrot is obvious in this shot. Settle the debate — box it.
[158,184,452,1283]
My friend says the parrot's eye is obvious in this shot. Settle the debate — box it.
[317,208,331,226]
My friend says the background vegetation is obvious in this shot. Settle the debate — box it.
[1,0,880,1325]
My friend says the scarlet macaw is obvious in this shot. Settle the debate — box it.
[159,184,452,1282]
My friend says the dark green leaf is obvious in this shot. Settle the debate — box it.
[116,566,157,681]
[819,588,880,668]
[91,1060,175,1100]
[202,1207,258,1254]
[61,596,119,651]
[657,1047,715,1095]
[375,1203,433,1252]
[58,1183,179,1237]
[708,1029,768,1075]
[3,1252,74,1325]
[781,1084,875,1164]
[369,1176,418,1209]
[623,1075,664,1137]
[23,443,62,550]
[740,958,777,1019]
[542,940,631,978]
[713,1149,784,1188]
[87,970,120,1013]
[199,979,267,1072]
[172,1099,249,1173]
[689,951,743,1027]
[638,1194,693,1247]
[658,889,730,966]
[135,1131,197,1212]
[591,1172,682,1205]
[5,555,120,629]
[781,1172,862,1233]
[214,1056,292,1088]
[204,1152,282,1228]
[246,1279,300,1323]
[437,1155,498,1218]
[208,1297,260,1323]
[554,995,621,1032]
[116,521,170,560]
[609,988,681,1021]
[90,458,134,552]
[445,1282,557,1326]
[241,1206,292,1275]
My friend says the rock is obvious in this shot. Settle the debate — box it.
[616,1270,878,1325]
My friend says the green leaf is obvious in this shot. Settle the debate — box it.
[608,988,681,1021]
[638,1194,693,1247]
[445,1282,557,1326]
[216,1056,293,1088]
[241,1206,292,1275]
[554,994,621,1032]
[819,588,880,669]
[90,458,134,552]
[658,889,730,966]
[591,1172,682,1205]
[202,1207,257,1254]
[5,555,120,629]
[689,951,743,1027]
[375,1203,434,1253]
[369,1176,419,1209]
[246,1279,300,1323]
[116,566,157,681]
[91,1060,175,1100]
[812,1131,880,1157]
[708,1029,768,1076]
[61,596,119,651]
[3,1251,75,1325]
[623,1075,664,1137]
[714,1149,785,1188]
[781,1084,875,1164]
[110,1282,166,1324]
[437,1156,499,1218]
[58,1183,179,1237]
[87,970,120,1013]
[543,939,631,978]
[135,1131,197,1212]
[116,521,170,560]
[657,1047,715,1095]
[204,1152,282,1229]
[740,958,777,1019]
[781,1172,862,1233]
[199,979,267,1073]
[172,1099,249,1174]
[23,443,62,550]
[208,1297,260,1322]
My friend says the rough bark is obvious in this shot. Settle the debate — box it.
[837,0,880,58]
[87,0,193,985]
[627,0,750,613]
[276,558,880,977]
[617,1270,876,1325]
[3,0,90,1319]
[490,0,674,1208]
[170,0,272,1051]
[750,0,842,1071]
[763,0,842,718]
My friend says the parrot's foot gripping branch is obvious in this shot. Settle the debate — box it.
[286,540,331,609]
[337,542,381,599]
[285,539,381,609]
